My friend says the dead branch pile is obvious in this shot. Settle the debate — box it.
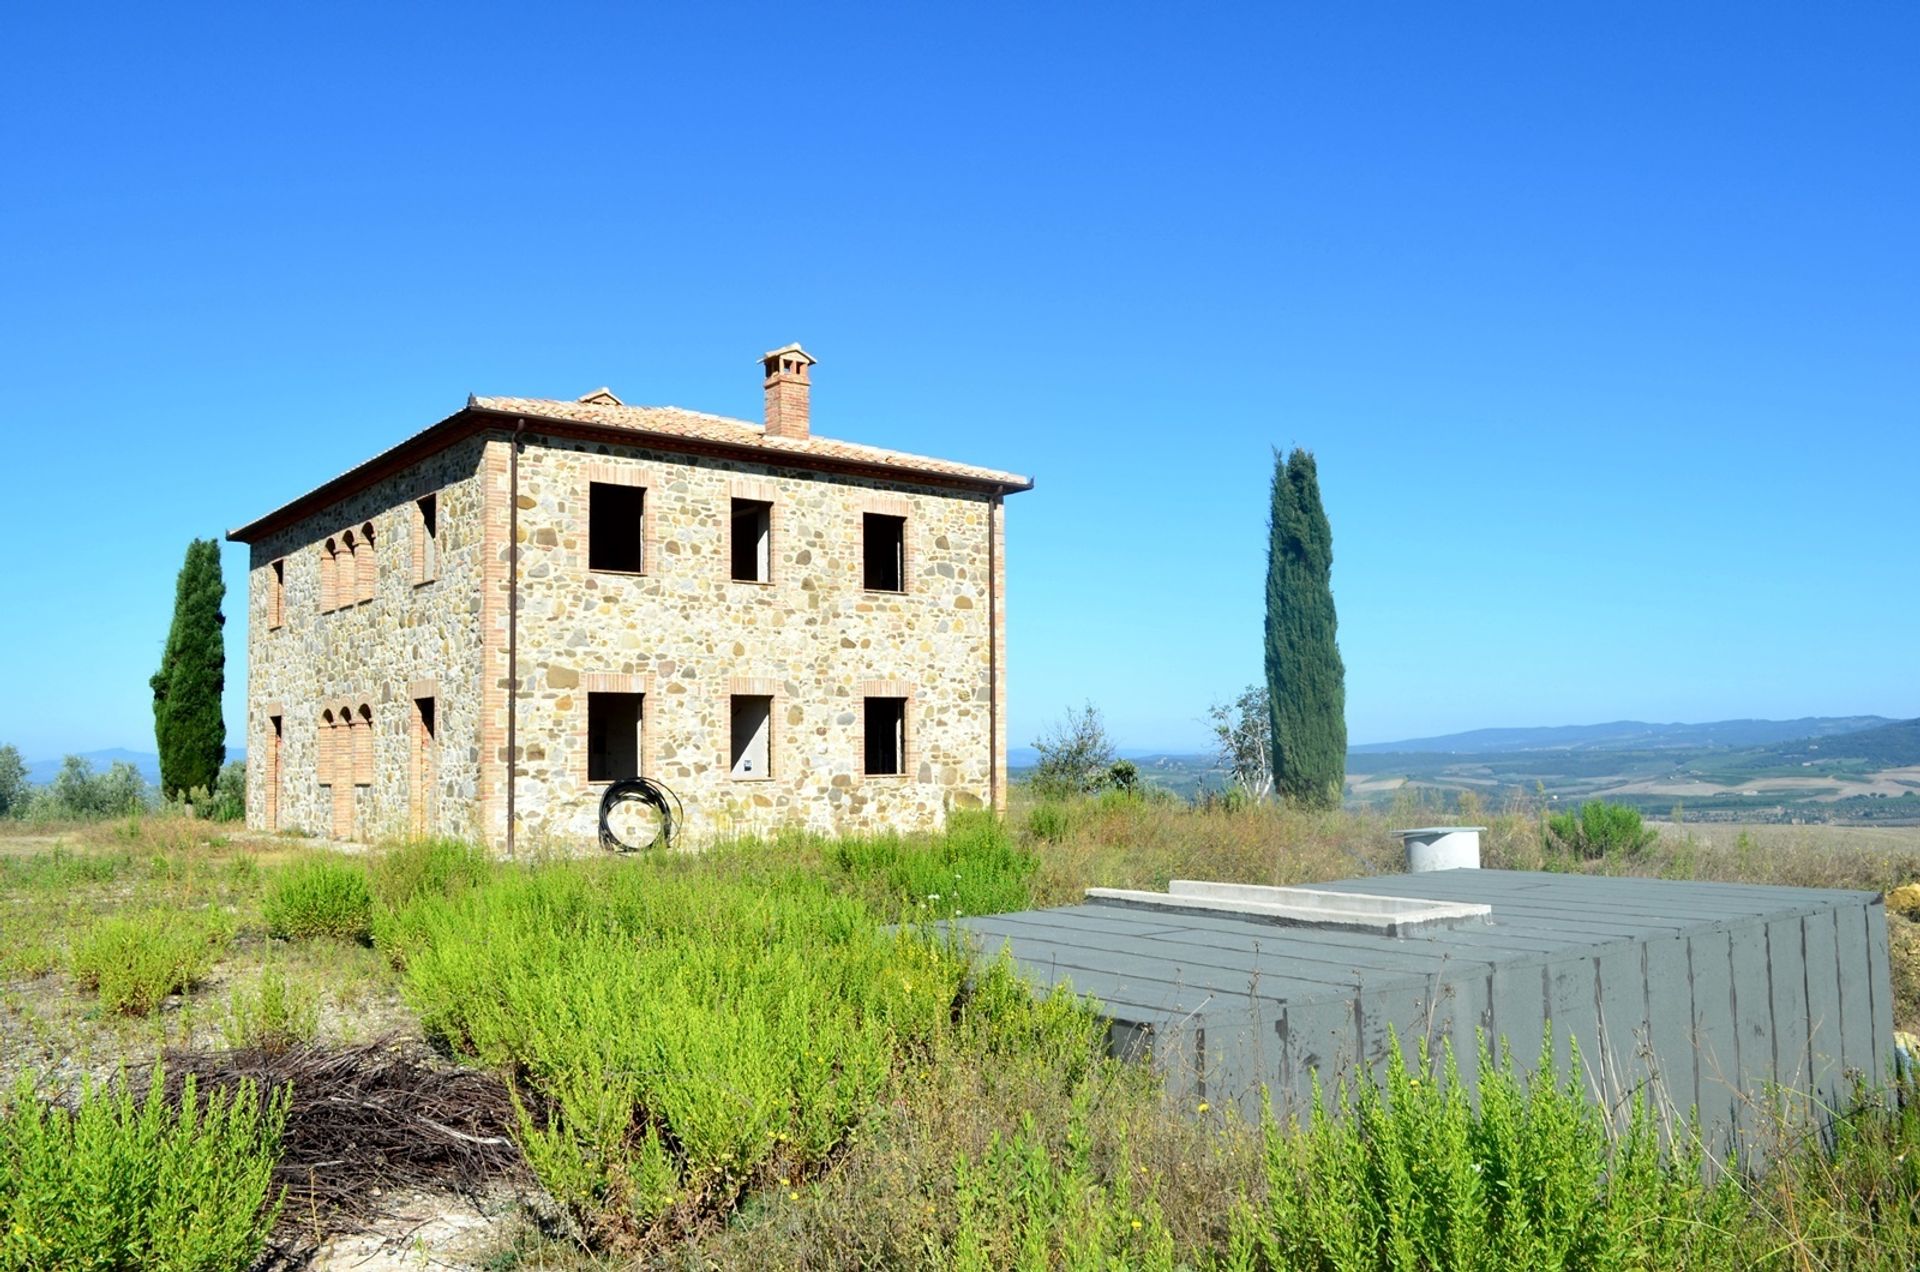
[150,1038,523,1245]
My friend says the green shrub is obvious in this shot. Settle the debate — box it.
[27,756,153,820]
[262,858,373,943]
[1026,800,1075,842]
[389,854,975,1248]
[220,966,319,1054]
[948,1108,1175,1270]
[0,1066,285,1272]
[828,810,1034,918]
[204,761,246,823]
[71,912,230,1015]
[1234,1031,1743,1270]
[370,837,493,910]
[1544,799,1658,861]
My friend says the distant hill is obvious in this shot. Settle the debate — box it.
[1350,717,1892,756]
[1753,718,1920,769]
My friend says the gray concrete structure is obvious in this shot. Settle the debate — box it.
[950,869,1893,1161]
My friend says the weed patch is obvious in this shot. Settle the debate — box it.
[383,822,1049,1252]
[71,910,231,1015]
[370,837,493,910]
[0,1065,285,1272]
[263,858,373,943]
[1237,1032,1744,1270]
[221,966,319,1053]
[827,809,1035,918]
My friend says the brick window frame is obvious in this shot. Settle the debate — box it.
[855,679,915,779]
[581,672,653,786]
[858,495,913,594]
[582,462,659,577]
[726,477,780,586]
[268,559,286,629]
[726,676,778,780]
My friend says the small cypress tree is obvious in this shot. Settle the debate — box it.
[1264,449,1347,807]
[151,538,227,800]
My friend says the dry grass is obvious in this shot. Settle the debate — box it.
[1022,792,1404,905]
[0,815,410,1092]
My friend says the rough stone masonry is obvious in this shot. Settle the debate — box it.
[228,345,1032,851]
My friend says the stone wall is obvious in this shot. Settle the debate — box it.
[243,436,490,841]
[480,431,1004,847]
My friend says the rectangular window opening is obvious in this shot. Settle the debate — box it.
[862,513,905,592]
[589,483,646,573]
[416,494,439,584]
[269,559,286,627]
[730,498,772,583]
[864,696,907,776]
[729,694,772,778]
[588,692,644,782]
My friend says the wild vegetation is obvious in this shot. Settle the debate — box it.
[1,794,1918,1267]
[0,745,244,823]
[0,1066,285,1272]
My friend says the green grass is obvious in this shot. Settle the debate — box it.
[0,846,130,890]
[262,857,373,943]
[369,836,493,909]
[69,911,231,1016]
[219,964,319,1053]
[0,1065,286,1272]
[825,809,1037,917]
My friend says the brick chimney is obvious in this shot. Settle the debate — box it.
[761,343,815,439]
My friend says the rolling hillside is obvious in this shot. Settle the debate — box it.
[1349,716,1892,755]
[1346,716,1920,824]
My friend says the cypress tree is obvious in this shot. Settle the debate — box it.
[151,538,227,799]
[1264,449,1347,807]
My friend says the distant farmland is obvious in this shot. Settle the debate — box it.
[1035,718,1920,824]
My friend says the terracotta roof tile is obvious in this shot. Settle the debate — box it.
[470,395,1032,489]
[230,394,1029,543]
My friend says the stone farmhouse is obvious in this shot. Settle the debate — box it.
[228,345,1031,851]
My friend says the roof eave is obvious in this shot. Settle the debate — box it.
[228,404,1033,546]
[464,405,1034,495]
[225,407,479,544]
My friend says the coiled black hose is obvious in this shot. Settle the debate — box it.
[597,777,683,852]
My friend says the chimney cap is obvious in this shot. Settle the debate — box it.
[575,387,624,406]
[760,343,816,370]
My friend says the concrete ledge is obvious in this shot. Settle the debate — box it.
[1083,881,1492,936]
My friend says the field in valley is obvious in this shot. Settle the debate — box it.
[4,797,1920,1270]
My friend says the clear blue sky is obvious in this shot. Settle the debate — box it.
[2,2,1914,763]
